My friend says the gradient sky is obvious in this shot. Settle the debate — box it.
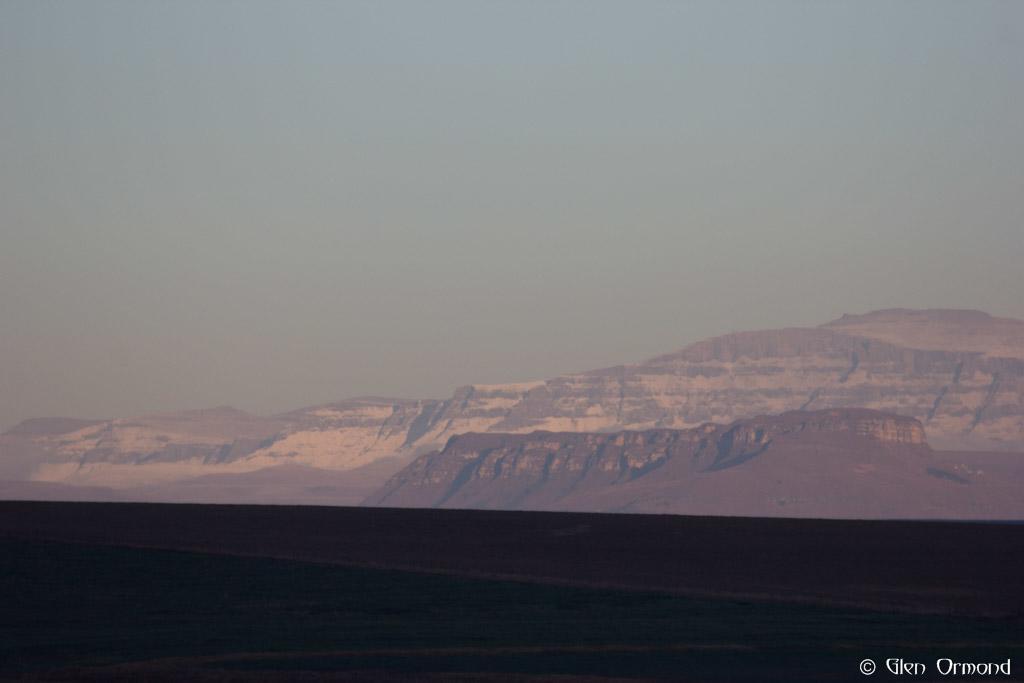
[2,1,1023,429]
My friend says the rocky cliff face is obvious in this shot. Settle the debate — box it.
[400,310,1024,454]
[3,308,1022,489]
[2,401,434,486]
[365,410,1024,519]
[369,408,927,500]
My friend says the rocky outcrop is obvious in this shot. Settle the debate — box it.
[365,409,1024,518]
[366,409,928,507]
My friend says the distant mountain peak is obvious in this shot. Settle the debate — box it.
[2,417,108,438]
[819,307,1024,358]
[825,308,1001,327]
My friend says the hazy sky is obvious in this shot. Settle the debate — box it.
[2,1,1023,428]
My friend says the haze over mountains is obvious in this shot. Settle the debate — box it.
[2,308,1023,512]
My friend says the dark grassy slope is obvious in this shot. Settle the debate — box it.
[2,539,1021,682]
[2,502,1023,616]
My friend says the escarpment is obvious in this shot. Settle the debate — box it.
[365,407,1024,518]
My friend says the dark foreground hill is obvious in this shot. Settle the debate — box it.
[1,502,1022,681]
[366,409,1024,518]
[2,501,1023,616]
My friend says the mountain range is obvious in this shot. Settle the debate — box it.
[2,308,1022,513]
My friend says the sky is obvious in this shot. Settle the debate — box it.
[1,0,1023,429]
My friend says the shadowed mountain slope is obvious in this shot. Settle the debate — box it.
[366,409,1024,519]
